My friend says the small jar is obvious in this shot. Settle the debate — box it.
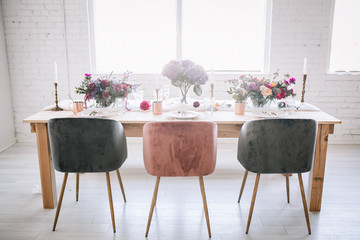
[235,102,246,115]
[152,102,162,115]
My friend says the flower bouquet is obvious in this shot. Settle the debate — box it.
[226,76,251,115]
[242,71,296,117]
[75,71,133,108]
[245,71,296,108]
[226,75,250,103]
[162,59,208,104]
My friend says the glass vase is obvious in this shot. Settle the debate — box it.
[115,97,128,113]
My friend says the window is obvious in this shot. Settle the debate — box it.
[90,0,176,73]
[329,0,360,73]
[90,0,270,73]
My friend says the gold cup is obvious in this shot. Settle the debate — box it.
[73,101,84,115]
[152,102,162,115]
[235,102,246,115]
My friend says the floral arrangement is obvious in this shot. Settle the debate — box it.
[248,72,296,107]
[162,59,208,104]
[75,71,133,108]
[226,75,250,103]
[233,72,296,107]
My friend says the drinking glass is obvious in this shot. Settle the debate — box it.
[204,98,214,115]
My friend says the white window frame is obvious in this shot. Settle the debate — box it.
[87,0,272,77]
[327,0,360,75]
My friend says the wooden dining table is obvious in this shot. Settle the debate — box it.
[23,108,341,212]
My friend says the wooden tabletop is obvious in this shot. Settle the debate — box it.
[23,109,341,125]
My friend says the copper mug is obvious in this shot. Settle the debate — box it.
[152,102,162,115]
[72,101,84,115]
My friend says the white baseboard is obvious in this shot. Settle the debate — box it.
[0,140,16,152]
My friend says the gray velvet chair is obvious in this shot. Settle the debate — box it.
[48,118,128,233]
[236,119,317,234]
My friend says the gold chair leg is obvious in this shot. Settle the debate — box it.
[246,173,260,234]
[298,173,311,234]
[53,172,68,231]
[199,176,212,238]
[106,172,116,233]
[286,174,290,203]
[76,173,79,201]
[238,170,248,203]
[145,176,160,237]
[116,169,126,202]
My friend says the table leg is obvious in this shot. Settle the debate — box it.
[35,123,57,209]
[308,124,333,212]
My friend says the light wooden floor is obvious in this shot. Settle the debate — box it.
[0,142,359,240]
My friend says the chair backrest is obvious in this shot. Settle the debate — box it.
[143,121,217,177]
[237,119,317,174]
[48,118,127,173]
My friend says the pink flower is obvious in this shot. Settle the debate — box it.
[140,100,150,110]
[276,93,283,99]
[193,101,200,108]
[290,89,294,94]
[100,80,108,89]
[89,82,96,90]
[85,73,91,77]
[289,77,296,84]
[284,80,290,85]
[114,83,122,92]
[102,91,109,98]
[280,88,285,98]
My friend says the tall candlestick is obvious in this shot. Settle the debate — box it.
[301,74,307,103]
[54,83,62,111]
[210,67,214,98]
[303,58,307,75]
[210,83,214,99]
[54,62,58,84]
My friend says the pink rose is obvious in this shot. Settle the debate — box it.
[280,88,285,98]
[114,83,122,92]
[140,100,150,110]
[100,80,108,89]
[89,82,96,90]
[102,91,109,98]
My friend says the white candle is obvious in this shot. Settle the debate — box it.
[155,72,160,89]
[211,67,214,84]
[54,62,58,84]
[303,58,307,75]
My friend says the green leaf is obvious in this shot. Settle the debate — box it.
[272,87,281,94]
[193,84,202,96]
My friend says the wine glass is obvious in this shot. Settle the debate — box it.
[162,85,170,104]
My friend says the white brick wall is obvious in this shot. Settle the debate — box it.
[1,0,359,143]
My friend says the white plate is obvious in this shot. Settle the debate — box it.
[80,108,115,118]
[165,111,200,120]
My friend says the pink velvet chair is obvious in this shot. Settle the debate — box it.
[143,121,217,238]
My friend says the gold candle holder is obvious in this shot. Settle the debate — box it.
[210,83,214,99]
[54,83,63,111]
[301,74,307,103]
